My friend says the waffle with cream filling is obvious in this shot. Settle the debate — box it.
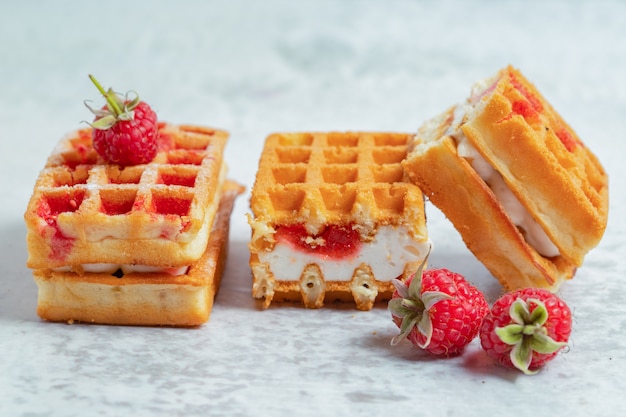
[249,132,429,310]
[25,124,228,269]
[24,123,243,326]
[34,180,244,326]
[402,66,608,291]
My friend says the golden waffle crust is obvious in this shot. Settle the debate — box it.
[461,67,608,266]
[249,132,429,310]
[403,66,608,292]
[25,124,228,269]
[33,181,244,326]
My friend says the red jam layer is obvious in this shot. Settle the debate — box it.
[152,195,192,216]
[509,70,578,152]
[510,71,544,114]
[275,224,361,260]
[555,127,578,152]
[36,192,82,261]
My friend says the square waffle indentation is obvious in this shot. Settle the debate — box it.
[272,165,308,184]
[373,133,409,147]
[173,132,213,150]
[60,149,98,169]
[372,185,406,215]
[321,165,358,184]
[268,187,305,212]
[100,189,137,215]
[323,148,358,164]
[371,164,404,183]
[320,186,356,212]
[277,133,314,146]
[56,132,99,169]
[166,150,206,165]
[275,148,311,164]
[158,166,199,187]
[327,132,359,147]
[372,148,407,164]
[40,188,86,217]
[52,166,89,187]
[106,166,144,184]
[151,189,194,216]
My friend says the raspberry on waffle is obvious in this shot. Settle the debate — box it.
[249,132,430,310]
[25,123,228,270]
[24,123,243,326]
[402,66,608,291]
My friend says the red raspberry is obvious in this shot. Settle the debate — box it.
[479,288,572,374]
[86,75,159,166]
[389,256,489,356]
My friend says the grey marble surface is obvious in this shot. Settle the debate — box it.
[1,1,625,416]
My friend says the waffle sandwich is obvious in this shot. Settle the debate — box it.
[25,123,243,326]
[402,66,609,291]
[248,132,430,310]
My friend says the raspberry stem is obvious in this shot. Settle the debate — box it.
[495,297,567,375]
[88,74,123,116]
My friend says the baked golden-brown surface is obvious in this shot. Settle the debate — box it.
[249,132,429,310]
[33,180,244,326]
[403,66,608,291]
[463,66,608,266]
[25,123,243,326]
[25,124,228,269]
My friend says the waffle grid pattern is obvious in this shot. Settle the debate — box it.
[464,67,609,265]
[251,132,425,235]
[249,131,429,310]
[25,124,228,268]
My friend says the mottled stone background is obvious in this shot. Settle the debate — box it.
[1,1,624,416]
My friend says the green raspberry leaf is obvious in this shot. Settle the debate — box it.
[509,298,532,324]
[391,314,420,346]
[510,339,537,375]
[495,324,524,345]
[124,90,141,111]
[391,279,409,299]
[388,298,412,319]
[90,115,118,130]
[527,298,549,326]
[421,290,453,310]
[117,110,135,122]
[416,312,433,349]
[530,331,567,355]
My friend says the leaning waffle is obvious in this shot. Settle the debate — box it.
[461,66,608,266]
[402,66,609,291]
[34,180,244,326]
[249,132,429,310]
[25,123,228,269]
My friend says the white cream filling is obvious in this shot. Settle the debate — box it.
[52,263,189,276]
[447,105,560,258]
[258,225,430,282]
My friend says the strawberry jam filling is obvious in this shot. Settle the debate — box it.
[37,192,85,224]
[159,172,197,187]
[37,191,84,261]
[509,70,543,113]
[555,127,578,152]
[509,70,578,152]
[152,196,192,216]
[511,100,540,120]
[275,224,361,260]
